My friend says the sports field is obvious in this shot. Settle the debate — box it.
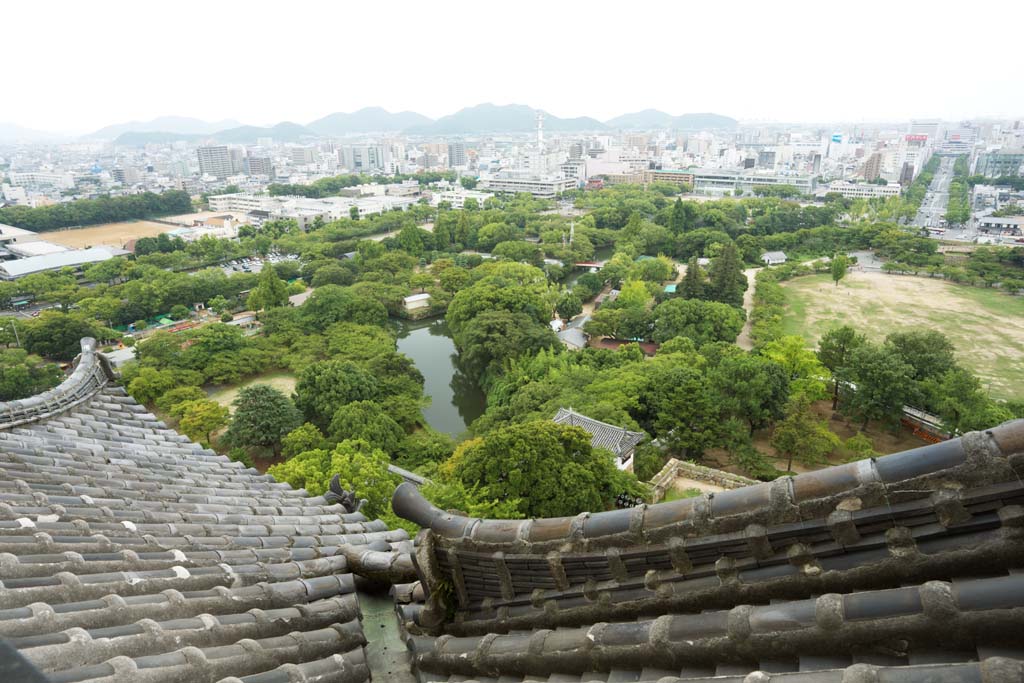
[42,211,242,249]
[780,271,1024,401]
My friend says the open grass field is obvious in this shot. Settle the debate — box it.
[42,211,244,249]
[206,371,297,411]
[780,271,1024,401]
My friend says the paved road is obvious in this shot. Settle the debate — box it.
[912,157,978,242]
[912,156,953,230]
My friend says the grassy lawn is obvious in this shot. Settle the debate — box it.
[780,272,1024,401]
[206,371,298,411]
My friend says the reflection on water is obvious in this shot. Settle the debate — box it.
[395,318,486,438]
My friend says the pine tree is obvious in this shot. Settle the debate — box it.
[669,198,686,235]
[707,243,746,307]
[680,256,705,300]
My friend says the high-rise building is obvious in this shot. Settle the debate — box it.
[290,147,317,165]
[862,152,883,181]
[447,141,466,168]
[196,146,233,179]
[910,119,941,141]
[246,155,273,177]
[339,144,392,172]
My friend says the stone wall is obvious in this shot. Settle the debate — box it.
[649,457,757,502]
[0,337,116,430]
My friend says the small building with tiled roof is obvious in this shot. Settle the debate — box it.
[552,407,645,471]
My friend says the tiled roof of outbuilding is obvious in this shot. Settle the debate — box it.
[552,409,644,461]
[0,339,413,682]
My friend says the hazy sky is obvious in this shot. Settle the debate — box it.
[7,0,1023,133]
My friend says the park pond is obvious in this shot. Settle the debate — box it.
[396,318,486,438]
[201,322,485,438]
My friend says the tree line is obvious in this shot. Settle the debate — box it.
[0,190,192,232]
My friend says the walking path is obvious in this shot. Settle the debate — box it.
[735,267,760,350]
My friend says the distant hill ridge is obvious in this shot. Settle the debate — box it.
[101,105,738,145]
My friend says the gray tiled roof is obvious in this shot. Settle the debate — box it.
[5,338,1024,683]
[552,408,644,460]
[392,418,1024,682]
[0,339,412,682]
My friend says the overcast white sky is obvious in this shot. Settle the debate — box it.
[6,0,1023,133]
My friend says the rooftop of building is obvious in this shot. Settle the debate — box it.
[1,338,1023,682]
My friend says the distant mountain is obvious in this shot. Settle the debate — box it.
[673,112,738,130]
[307,107,433,135]
[113,131,204,146]
[605,110,738,130]
[87,116,244,140]
[211,122,314,144]
[407,103,608,135]
[0,122,65,143]
[605,109,676,129]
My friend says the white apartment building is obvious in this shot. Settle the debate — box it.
[196,146,233,179]
[688,169,817,195]
[8,171,75,190]
[208,193,280,213]
[825,180,901,199]
[431,188,493,209]
[479,173,576,199]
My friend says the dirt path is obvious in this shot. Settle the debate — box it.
[735,267,760,350]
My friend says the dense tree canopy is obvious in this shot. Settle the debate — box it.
[444,421,638,518]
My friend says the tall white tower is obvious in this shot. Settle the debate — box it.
[536,111,544,149]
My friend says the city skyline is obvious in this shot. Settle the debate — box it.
[4,0,1023,133]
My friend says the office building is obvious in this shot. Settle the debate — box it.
[447,141,467,168]
[975,150,1024,178]
[479,173,576,199]
[862,152,883,181]
[196,145,233,179]
[246,155,273,177]
[825,180,900,199]
[339,144,392,173]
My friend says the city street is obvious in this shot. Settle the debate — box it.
[912,156,977,242]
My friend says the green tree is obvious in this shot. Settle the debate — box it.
[329,400,405,454]
[176,399,230,444]
[817,326,866,409]
[556,292,583,320]
[350,206,360,220]
[843,343,916,429]
[709,354,789,434]
[154,386,207,414]
[268,439,400,519]
[224,384,303,457]
[444,421,635,518]
[761,335,829,400]
[706,242,747,307]
[0,349,63,401]
[169,304,191,320]
[651,298,744,345]
[282,423,328,459]
[459,310,558,386]
[247,265,289,311]
[294,360,382,429]
[301,285,388,328]
[771,394,840,471]
[830,253,849,287]
[679,256,705,300]
[885,330,957,384]
[22,312,101,361]
[923,367,1014,435]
